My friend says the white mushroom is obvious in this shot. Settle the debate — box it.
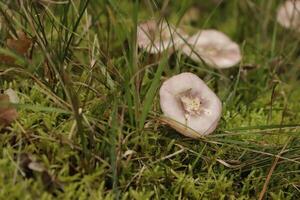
[276,0,300,31]
[159,72,222,138]
[137,20,187,54]
[181,29,242,69]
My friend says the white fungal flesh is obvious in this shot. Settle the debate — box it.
[277,0,300,31]
[159,72,222,137]
[180,94,202,118]
[181,29,242,68]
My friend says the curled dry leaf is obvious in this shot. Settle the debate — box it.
[277,0,300,32]
[4,88,20,104]
[181,29,242,69]
[19,153,63,193]
[0,54,15,64]
[159,72,222,138]
[123,150,136,158]
[7,31,32,55]
[137,19,187,54]
[0,30,32,64]
[28,162,46,173]
[19,153,46,176]
[0,93,18,127]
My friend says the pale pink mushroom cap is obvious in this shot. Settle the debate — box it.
[181,29,242,69]
[159,72,222,138]
[276,0,300,31]
[137,20,187,54]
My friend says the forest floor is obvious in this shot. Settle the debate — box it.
[0,0,300,199]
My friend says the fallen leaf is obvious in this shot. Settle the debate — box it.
[19,153,34,178]
[4,88,19,104]
[18,153,64,193]
[7,31,32,55]
[0,54,15,64]
[123,149,136,158]
[0,30,32,65]
[0,94,18,127]
[28,161,46,172]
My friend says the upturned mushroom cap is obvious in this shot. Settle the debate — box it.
[181,29,242,69]
[137,20,187,54]
[276,0,300,31]
[159,72,222,138]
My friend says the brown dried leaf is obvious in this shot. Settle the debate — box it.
[6,31,32,55]
[18,152,64,193]
[28,162,46,172]
[0,54,15,64]
[0,31,32,65]
[0,94,18,127]
[19,153,35,178]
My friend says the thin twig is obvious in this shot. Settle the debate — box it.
[258,138,290,200]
